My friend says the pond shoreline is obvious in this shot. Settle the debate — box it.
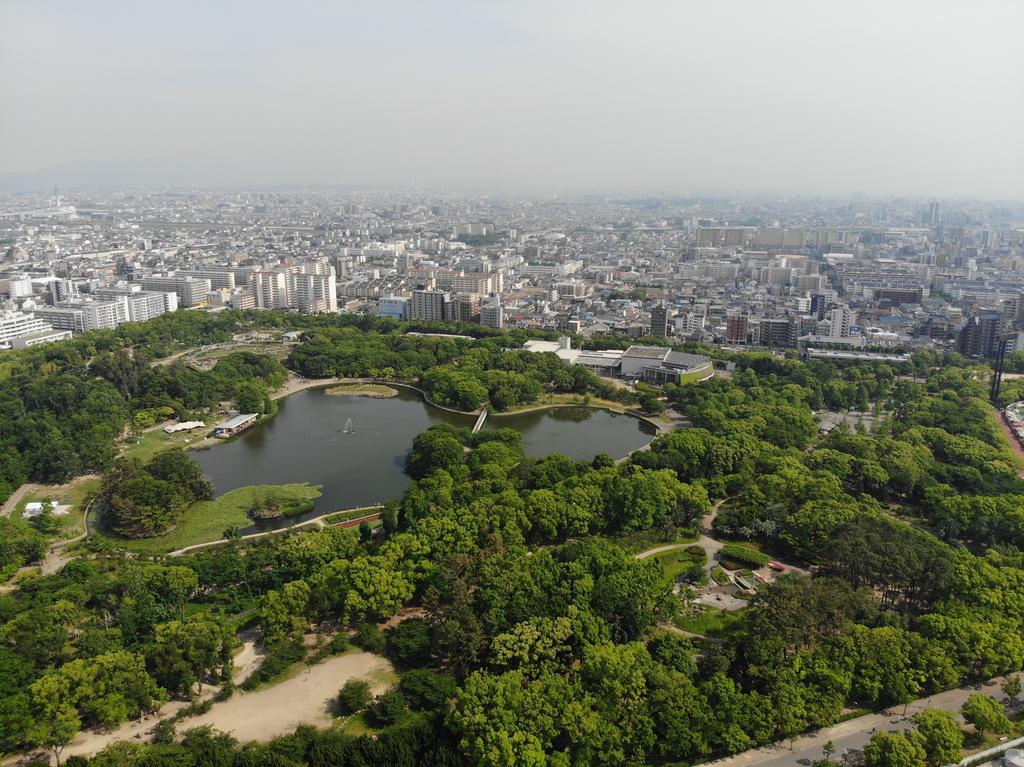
[273,375,663,429]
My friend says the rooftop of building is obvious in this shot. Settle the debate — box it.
[623,345,671,360]
[217,413,259,429]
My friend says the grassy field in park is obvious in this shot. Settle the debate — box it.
[104,483,322,554]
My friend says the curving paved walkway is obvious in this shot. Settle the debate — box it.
[166,509,381,556]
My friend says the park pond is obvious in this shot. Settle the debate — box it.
[193,386,657,526]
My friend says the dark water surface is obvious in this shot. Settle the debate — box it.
[193,388,656,521]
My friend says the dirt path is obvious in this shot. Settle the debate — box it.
[1,483,39,517]
[1,474,99,518]
[271,375,341,401]
[635,498,731,571]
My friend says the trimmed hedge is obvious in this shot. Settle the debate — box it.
[720,543,771,568]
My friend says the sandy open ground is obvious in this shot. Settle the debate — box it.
[54,650,394,763]
[185,650,394,743]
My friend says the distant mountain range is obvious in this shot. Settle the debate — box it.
[0,155,256,192]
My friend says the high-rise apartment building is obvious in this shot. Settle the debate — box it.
[453,293,481,324]
[759,317,799,348]
[180,269,237,290]
[480,300,504,329]
[252,271,289,309]
[291,267,338,313]
[650,304,670,338]
[410,289,451,321]
[35,299,129,333]
[826,306,855,339]
[94,286,178,323]
[725,314,750,344]
[676,308,707,335]
[957,313,1003,358]
[141,276,211,307]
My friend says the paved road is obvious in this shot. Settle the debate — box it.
[167,509,382,556]
[701,679,1007,767]
[994,408,1024,476]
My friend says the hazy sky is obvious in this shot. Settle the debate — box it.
[2,0,1022,197]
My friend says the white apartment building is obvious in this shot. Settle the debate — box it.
[826,306,855,339]
[252,271,289,309]
[94,286,179,323]
[554,280,590,299]
[180,269,237,290]
[141,276,212,307]
[0,276,33,298]
[480,301,504,328]
[794,273,826,292]
[697,263,740,281]
[0,310,53,346]
[450,272,503,295]
[291,269,338,313]
[675,308,708,335]
[759,267,792,287]
[35,299,128,333]
[523,260,583,277]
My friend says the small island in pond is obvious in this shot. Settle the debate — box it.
[324,383,399,398]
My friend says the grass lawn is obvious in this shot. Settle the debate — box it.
[676,366,714,385]
[12,475,101,541]
[651,546,707,588]
[119,428,212,463]
[103,483,322,554]
[189,343,290,364]
[607,529,699,554]
[675,606,746,638]
[336,712,379,737]
[325,383,398,398]
[710,566,731,585]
